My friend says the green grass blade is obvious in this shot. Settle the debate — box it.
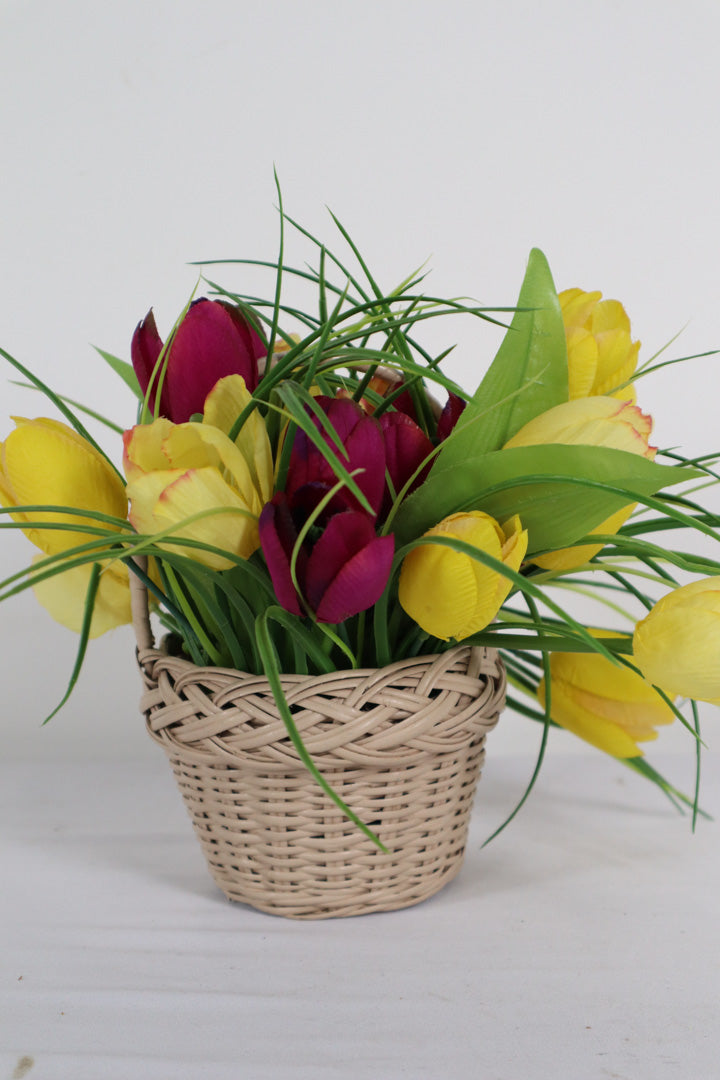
[255,610,388,852]
[42,562,101,724]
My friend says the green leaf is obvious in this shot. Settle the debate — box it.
[93,347,143,399]
[393,444,700,553]
[436,247,568,463]
[43,562,101,724]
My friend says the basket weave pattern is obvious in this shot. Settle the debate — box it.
[136,641,505,918]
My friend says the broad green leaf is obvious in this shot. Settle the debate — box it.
[393,444,700,554]
[436,248,568,466]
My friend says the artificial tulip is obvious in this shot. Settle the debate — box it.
[559,287,641,403]
[538,633,675,757]
[0,417,131,636]
[124,376,273,570]
[259,493,394,623]
[398,510,528,641]
[633,578,720,703]
[132,298,266,423]
[436,392,467,441]
[504,397,655,570]
[286,395,386,518]
[378,411,433,514]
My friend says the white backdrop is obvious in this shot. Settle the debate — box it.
[1,0,719,766]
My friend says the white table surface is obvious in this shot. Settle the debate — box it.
[2,749,718,1080]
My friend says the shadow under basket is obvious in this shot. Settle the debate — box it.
[131,576,505,919]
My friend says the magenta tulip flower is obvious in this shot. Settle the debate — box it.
[259,493,394,623]
[437,392,466,441]
[378,411,433,515]
[286,396,386,518]
[131,298,267,423]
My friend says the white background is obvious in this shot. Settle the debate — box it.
[1,0,719,762]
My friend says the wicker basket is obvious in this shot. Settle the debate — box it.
[131,574,505,919]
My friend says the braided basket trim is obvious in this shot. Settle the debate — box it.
[137,645,505,770]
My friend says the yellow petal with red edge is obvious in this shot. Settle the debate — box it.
[122,418,175,481]
[151,466,259,569]
[203,375,273,502]
[31,556,132,637]
[165,422,264,514]
[127,468,188,536]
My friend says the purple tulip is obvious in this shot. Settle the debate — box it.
[286,396,386,518]
[378,412,433,516]
[259,493,394,624]
[257,493,307,617]
[131,298,267,423]
[437,392,467,441]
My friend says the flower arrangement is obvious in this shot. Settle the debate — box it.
[2,201,719,854]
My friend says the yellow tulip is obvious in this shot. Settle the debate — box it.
[0,417,131,636]
[537,632,675,757]
[559,287,641,403]
[504,397,655,570]
[124,375,273,570]
[398,511,528,641]
[633,578,720,703]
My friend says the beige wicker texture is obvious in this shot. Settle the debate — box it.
[131,572,505,919]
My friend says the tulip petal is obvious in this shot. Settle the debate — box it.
[131,309,169,416]
[203,375,274,503]
[436,393,467,441]
[163,299,265,423]
[128,466,258,569]
[2,417,127,555]
[539,675,646,758]
[533,503,635,572]
[633,579,720,703]
[287,396,386,516]
[379,412,433,511]
[123,419,175,480]
[566,327,598,400]
[559,288,603,330]
[399,512,508,641]
[305,511,394,623]
[258,494,304,616]
[31,557,132,638]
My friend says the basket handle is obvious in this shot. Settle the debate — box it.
[130,556,156,653]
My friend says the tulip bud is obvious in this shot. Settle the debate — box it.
[504,397,655,570]
[132,298,266,423]
[0,417,131,636]
[378,411,433,516]
[259,494,394,624]
[123,377,273,570]
[633,578,720,703]
[398,510,528,641]
[286,395,386,518]
[559,288,640,403]
[538,633,676,757]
